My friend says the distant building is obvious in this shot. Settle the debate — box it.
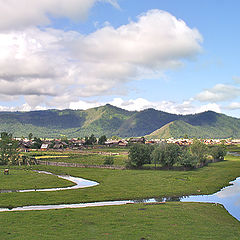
[129,137,145,144]
[40,143,49,151]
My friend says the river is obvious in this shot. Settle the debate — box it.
[0,170,239,222]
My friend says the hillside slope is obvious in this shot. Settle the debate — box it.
[146,111,240,139]
[0,105,239,138]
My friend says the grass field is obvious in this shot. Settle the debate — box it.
[0,203,239,239]
[227,144,240,152]
[0,153,239,239]
[0,155,239,208]
[24,149,128,166]
[0,167,72,190]
[41,153,128,166]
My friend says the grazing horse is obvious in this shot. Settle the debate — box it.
[4,169,9,175]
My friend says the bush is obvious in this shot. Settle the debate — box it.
[104,156,114,165]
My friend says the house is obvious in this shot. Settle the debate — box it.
[118,140,128,147]
[129,137,145,144]
[104,140,119,147]
[53,143,65,150]
[19,141,32,152]
[40,143,49,151]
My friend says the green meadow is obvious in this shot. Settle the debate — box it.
[0,153,239,239]
[0,155,240,207]
[0,203,239,240]
[0,168,72,190]
[24,149,128,166]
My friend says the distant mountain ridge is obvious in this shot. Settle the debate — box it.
[0,104,239,138]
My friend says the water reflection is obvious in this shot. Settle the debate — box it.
[181,177,240,221]
[134,177,240,221]
[0,201,134,212]
[133,196,181,203]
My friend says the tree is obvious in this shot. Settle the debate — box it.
[210,144,226,160]
[84,136,90,145]
[0,132,19,165]
[190,139,208,164]
[32,137,42,149]
[151,143,181,168]
[98,135,107,145]
[28,133,33,140]
[178,148,198,168]
[89,134,97,145]
[61,135,69,144]
[84,134,97,145]
[151,143,165,169]
[128,144,153,168]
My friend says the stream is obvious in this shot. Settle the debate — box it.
[0,170,99,193]
[0,170,239,222]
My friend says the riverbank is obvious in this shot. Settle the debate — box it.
[0,155,239,208]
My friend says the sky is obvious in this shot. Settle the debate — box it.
[0,0,240,117]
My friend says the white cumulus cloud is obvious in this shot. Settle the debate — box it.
[69,97,221,115]
[0,0,119,30]
[226,102,240,110]
[0,9,202,110]
[195,84,240,102]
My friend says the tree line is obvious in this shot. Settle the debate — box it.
[127,139,227,169]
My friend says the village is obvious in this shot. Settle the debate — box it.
[16,135,240,152]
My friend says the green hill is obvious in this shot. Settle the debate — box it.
[145,122,174,139]
[146,111,240,139]
[0,105,239,138]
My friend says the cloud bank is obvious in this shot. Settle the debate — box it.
[0,9,202,110]
[0,0,119,30]
[195,84,240,102]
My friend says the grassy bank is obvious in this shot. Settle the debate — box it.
[0,167,72,190]
[0,155,239,208]
[0,203,239,239]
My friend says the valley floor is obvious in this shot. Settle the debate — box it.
[0,153,239,239]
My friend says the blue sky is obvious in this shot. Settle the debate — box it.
[0,0,240,117]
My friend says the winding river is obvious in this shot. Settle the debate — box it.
[0,170,239,222]
[0,170,99,193]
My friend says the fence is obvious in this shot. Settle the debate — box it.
[36,160,125,170]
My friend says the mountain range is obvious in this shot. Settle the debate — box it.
[0,104,239,139]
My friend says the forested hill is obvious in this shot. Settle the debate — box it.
[0,104,239,138]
